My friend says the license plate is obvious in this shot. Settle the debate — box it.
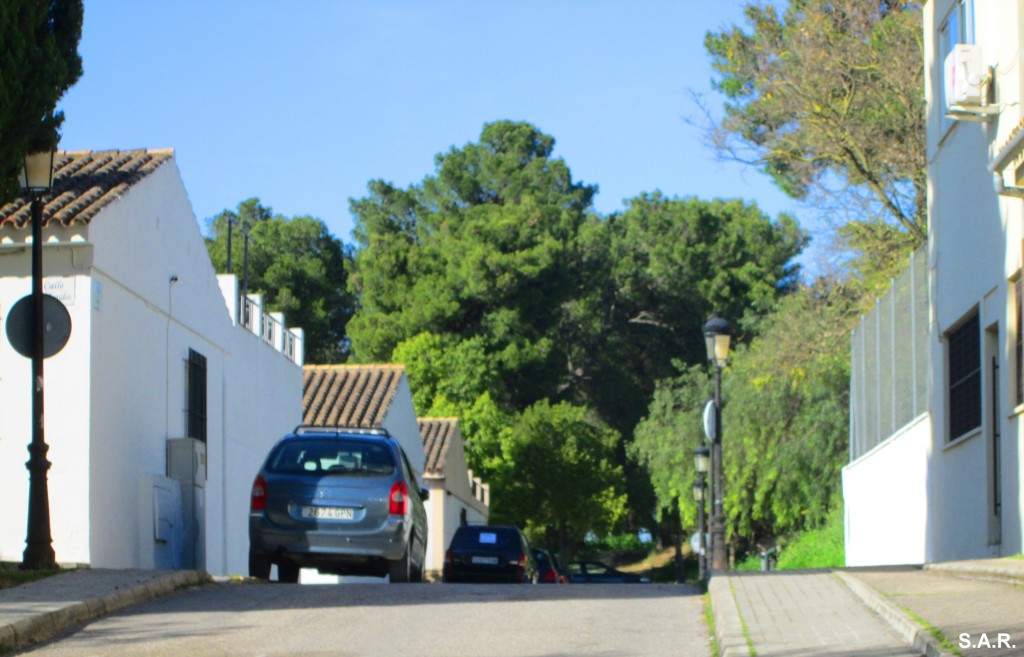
[300,505,355,520]
[471,556,499,565]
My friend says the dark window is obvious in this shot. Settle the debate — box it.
[1017,278,1023,406]
[186,349,207,443]
[948,312,981,440]
[268,438,395,475]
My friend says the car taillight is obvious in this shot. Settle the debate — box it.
[444,549,453,565]
[514,552,527,570]
[250,475,267,511]
[542,570,556,582]
[389,481,408,515]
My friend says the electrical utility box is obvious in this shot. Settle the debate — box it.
[167,438,207,570]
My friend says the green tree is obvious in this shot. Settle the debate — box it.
[493,400,627,561]
[565,194,806,437]
[632,279,856,553]
[391,332,512,474]
[348,121,595,409]
[0,0,83,202]
[206,198,355,363]
[704,0,925,258]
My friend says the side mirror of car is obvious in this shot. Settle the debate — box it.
[420,488,430,501]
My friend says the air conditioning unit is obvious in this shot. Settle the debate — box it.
[945,44,984,107]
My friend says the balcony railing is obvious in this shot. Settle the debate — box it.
[237,293,303,365]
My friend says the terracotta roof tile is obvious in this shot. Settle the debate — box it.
[0,149,174,230]
[302,364,405,428]
[418,418,458,474]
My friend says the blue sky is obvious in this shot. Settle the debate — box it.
[58,1,817,264]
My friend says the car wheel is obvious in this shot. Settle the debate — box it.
[277,559,300,584]
[389,548,411,583]
[248,550,271,580]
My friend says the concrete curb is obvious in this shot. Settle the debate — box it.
[834,571,953,657]
[924,561,1024,586]
[0,570,209,655]
[708,572,751,657]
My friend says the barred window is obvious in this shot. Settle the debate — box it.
[186,348,208,443]
[948,312,980,441]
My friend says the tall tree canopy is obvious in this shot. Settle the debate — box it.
[349,121,595,410]
[565,194,806,437]
[0,0,83,202]
[704,0,925,261]
[351,122,808,539]
[206,198,355,364]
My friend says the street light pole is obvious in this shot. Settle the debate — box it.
[710,362,725,570]
[20,150,57,570]
[695,472,707,582]
[694,444,710,584]
[703,315,732,572]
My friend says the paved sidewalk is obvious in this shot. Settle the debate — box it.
[850,566,1024,657]
[709,558,1024,657]
[713,570,920,657]
[0,568,208,654]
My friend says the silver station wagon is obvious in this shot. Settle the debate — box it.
[248,427,429,583]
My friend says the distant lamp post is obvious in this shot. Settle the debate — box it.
[20,149,57,570]
[693,444,710,583]
[703,315,731,571]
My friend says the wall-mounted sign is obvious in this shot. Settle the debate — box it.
[43,277,75,305]
[5,294,72,359]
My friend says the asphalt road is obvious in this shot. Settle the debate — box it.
[15,581,712,657]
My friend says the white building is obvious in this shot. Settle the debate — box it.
[419,417,489,580]
[844,0,1024,564]
[0,149,303,576]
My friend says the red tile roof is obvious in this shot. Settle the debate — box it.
[0,149,173,229]
[302,364,405,428]
[418,418,458,475]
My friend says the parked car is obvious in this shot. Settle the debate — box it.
[567,560,650,583]
[532,547,568,583]
[443,525,538,583]
[248,426,429,583]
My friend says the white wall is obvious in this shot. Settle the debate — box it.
[0,155,302,573]
[922,0,1024,561]
[381,375,427,477]
[843,416,930,566]
[0,241,95,564]
[212,327,301,576]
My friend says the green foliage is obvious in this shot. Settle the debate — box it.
[0,0,83,201]
[205,198,355,363]
[774,505,845,569]
[491,400,627,547]
[721,281,856,543]
[634,279,857,549]
[391,332,512,476]
[349,121,594,411]
[572,195,806,437]
[584,532,650,553]
[350,121,808,540]
[704,0,926,256]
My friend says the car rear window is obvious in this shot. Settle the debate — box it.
[268,438,395,476]
[450,527,519,549]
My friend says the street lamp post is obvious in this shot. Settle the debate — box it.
[19,150,57,570]
[703,315,731,571]
[693,444,710,583]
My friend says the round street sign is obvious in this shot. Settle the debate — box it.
[702,399,717,443]
[5,294,72,359]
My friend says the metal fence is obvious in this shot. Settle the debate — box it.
[849,246,930,461]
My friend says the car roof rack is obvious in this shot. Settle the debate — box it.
[292,425,390,437]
